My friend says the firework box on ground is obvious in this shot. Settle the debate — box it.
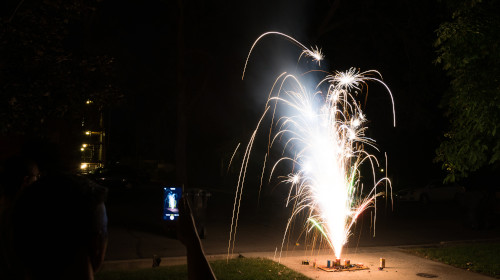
[317,263,369,272]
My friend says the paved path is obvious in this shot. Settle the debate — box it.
[101,246,496,279]
[248,246,496,280]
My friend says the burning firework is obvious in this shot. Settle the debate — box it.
[229,32,395,259]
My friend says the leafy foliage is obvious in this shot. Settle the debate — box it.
[434,0,500,182]
[0,0,121,135]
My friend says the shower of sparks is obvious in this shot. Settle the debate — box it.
[229,32,395,260]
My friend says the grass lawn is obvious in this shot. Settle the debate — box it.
[404,241,500,279]
[95,257,312,280]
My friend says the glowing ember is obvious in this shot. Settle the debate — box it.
[229,32,395,259]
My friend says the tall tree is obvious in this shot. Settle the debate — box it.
[434,0,500,182]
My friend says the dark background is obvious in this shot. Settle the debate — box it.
[4,0,500,264]
[1,0,449,190]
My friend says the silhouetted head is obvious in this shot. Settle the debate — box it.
[1,156,40,197]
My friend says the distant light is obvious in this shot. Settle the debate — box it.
[80,163,88,169]
[80,147,84,151]
[85,131,91,135]
[380,168,384,173]
[86,100,93,105]
[82,144,87,148]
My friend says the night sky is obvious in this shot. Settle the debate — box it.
[2,0,449,188]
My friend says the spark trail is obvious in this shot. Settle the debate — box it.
[229,32,395,259]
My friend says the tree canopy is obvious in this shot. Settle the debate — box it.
[0,0,121,136]
[434,0,500,182]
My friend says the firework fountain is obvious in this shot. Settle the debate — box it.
[228,32,395,260]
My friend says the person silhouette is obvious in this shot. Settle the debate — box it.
[0,173,108,280]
